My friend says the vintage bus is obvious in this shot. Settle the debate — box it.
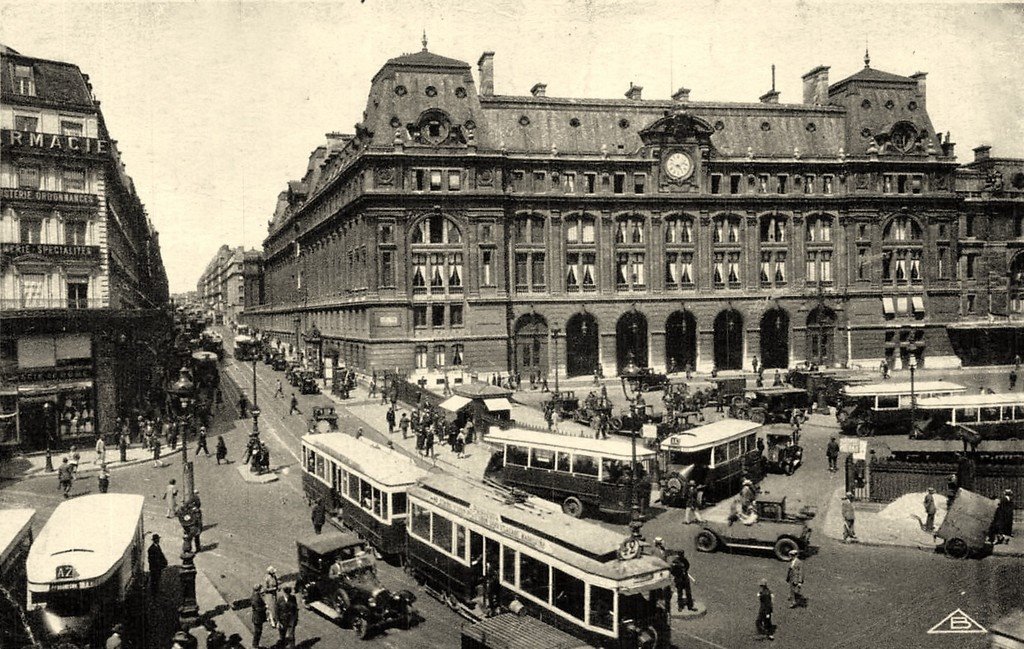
[407,473,671,649]
[301,433,429,558]
[0,509,34,602]
[658,419,762,505]
[483,429,656,519]
[233,334,260,361]
[836,381,966,437]
[914,392,1024,441]
[26,494,144,643]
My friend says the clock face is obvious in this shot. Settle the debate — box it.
[664,151,694,180]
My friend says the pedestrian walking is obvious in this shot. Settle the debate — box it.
[786,550,805,608]
[1011,370,1018,391]
[151,434,162,467]
[263,567,279,627]
[215,436,228,464]
[274,379,284,398]
[399,412,410,439]
[386,407,396,435]
[118,432,128,463]
[163,479,179,518]
[455,429,467,459]
[238,394,249,419]
[991,489,1015,544]
[277,586,298,649]
[369,378,377,398]
[251,584,267,649]
[756,579,775,641]
[684,480,703,524]
[97,464,110,493]
[880,358,890,380]
[670,551,697,612]
[57,457,74,498]
[311,498,327,534]
[841,492,857,542]
[147,534,168,595]
[68,446,80,474]
[826,437,840,472]
[424,430,435,458]
[289,393,300,415]
[923,487,937,532]
[95,435,106,465]
[196,427,210,457]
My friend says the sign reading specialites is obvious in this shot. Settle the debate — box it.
[1,129,109,156]
[1,242,101,261]
[0,187,98,207]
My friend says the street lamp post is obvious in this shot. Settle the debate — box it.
[551,328,561,394]
[908,345,918,437]
[252,356,260,435]
[620,373,645,540]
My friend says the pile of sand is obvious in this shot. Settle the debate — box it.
[876,492,946,528]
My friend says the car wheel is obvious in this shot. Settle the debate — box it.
[944,538,970,559]
[402,609,416,630]
[773,537,799,561]
[695,530,719,553]
[784,462,795,476]
[352,616,370,640]
[610,417,623,431]
[334,589,351,615]
[562,497,584,518]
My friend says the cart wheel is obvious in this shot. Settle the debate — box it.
[562,497,584,518]
[944,538,970,559]
[695,530,718,553]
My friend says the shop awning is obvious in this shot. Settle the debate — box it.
[484,398,514,412]
[882,297,895,315]
[439,395,472,413]
[912,296,925,313]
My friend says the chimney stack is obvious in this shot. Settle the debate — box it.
[625,83,643,100]
[910,71,927,104]
[671,87,691,102]
[530,83,547,98]
[973,145,992,162]
[759,90,780,104]
[478,51,495,96]
[801,65,830,106]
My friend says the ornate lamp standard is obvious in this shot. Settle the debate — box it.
[165,367,199,629]
[551,327,562,394]
[908,344,918,437]
[620,366,645,541]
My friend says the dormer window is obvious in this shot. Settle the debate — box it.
[14,65,35,96]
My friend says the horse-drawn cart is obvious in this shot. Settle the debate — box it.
[935,488,997,559]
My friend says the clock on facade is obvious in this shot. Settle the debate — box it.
[663,151,694,180]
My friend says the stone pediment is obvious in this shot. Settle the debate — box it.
[638,112,714,146]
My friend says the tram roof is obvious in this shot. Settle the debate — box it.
[0,509,34,565]
[302,433,429,487]
[661,418,761,452]
[485,428,657,460]
[27,494,144,586]
[410,473,668,580]
[842,381,966,397]
[915,392,1024,409]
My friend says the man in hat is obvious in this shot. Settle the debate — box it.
[311,498,327,535]
[992,489,1015,544]
[651,537,668,561]
[756,579,774,641]
[670,551,697,612]
[263,566,279,628]
[841,493,857,542]
[277,585,299,649]
[684,480,703,524]
[740,478,757,514]
[148,534,168,595]
[57,457,74,498]
[786,550,804,608]
[250,583,268,649]
[195,426,210,457]
[826,436,840,473]
[923,487,937,532]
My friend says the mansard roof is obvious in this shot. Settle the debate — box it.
[0,49,95,111]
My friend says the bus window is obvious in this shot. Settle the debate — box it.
[502,545,516,586]
[531,448,555,470]
[667,449,711,467]
[519,552,550,602]
[746,433,757,453]
[410,503,430,539]
[339,468,349,496]
[455,524,467,561]
[507,445,529,466]
[572,454,599,477]
[305,449,315,474]
[556,451,571,472]
[961,407,978,423]
[589,584,614,630]
[877,395,899,409]
[348,473,359,499]
[392,492,407,516]
[553,567,585,620]
[315,454,325,479]
[1015,406,1024,420]
[981,407,1000,423]
[602,458,628,483]
[713,444,727,467]
[431,511,454,553]
[728,440,741,460]
[361,481,373,510]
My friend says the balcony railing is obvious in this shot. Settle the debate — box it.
[1,298,106,311]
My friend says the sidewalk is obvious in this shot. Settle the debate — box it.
[0,444,162,481]
[819,486,1024,557]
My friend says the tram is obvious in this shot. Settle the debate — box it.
[914,392,1024,441]
[836,381,966,437]
[301,433,429,558]
[658,419,762,505]
[406,473,671,649]
[26,494,145,643]
[483,428,656,519]
[233,334,260,361]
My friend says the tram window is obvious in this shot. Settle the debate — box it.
[392,492,407,516]
[602,458,628,483]
[556,451,571,472]
[531,448,555,470]
[1015,406,1024,420]
[713,444,727,466]
[507,445,529,466]
[519,552,550,603]
[572,453,599,477]
[877,395,899,409]
[379,491,389,520]
[410,503,430,540]
[361,481,373,510]
[305,449,315,474]
[728,440,741,459]
[455,525,467,561]
[315,454,325,479]
[348,474,360,500]
[502,546,517,585]
[470,532,484,568]
[961,407,978,422]
[431,512,454,553]
[340,469,349,496]
[981,407,1000,423]
[589,585,615,630]
[553,567,585,620]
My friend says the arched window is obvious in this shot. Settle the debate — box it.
[882,215,924,285]
[712,215,742,288]
[664,215,695,289]
[514,214,547,292]
[713,215,742,244]
[410,214,463,295]
[565,214,597,292]
[614,215,646,291]
[760,215,786,243]
[806,215,834,286]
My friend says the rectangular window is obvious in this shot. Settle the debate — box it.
[820,251,832,282]
[531,253,546,289]
[911,175,923,194]
[16,166,40,189]
[666,252,679,286]
[480,223,493,243]
[448,253,463,287]
[415,345,427,369]
[572,453,599,476]
[15,115,38,132]
[938,248,948,279]
[730,174,742,194]
[451,343,464,366]
[511,171,526,192]
[633,173,646,194]
[21,274,46,308]
[533,171,546,191]
[556,451,571,472]
[506,444,529,466]
[380,223,394,243]
[727,252,741,284]
[613,173,626,194]
[412,254,427,288]
[429,170,443,191]
[60,120,84,136]
[380,251,394,287]
[758,174,769,193]
[415,170,426,191]
[909,250,921,282]
[563,172,576,193]
[530,218,546,244]
[760,252,771,284]
[713,252,724,285]
[858,248,869,280]
[966,255,975,279]
[14,65,34,96]
[412,303,427,327]
[431,511,453,553]
[431,304,445,328]
[410,503,430,540]
[581,219,595,244]
[519,552,550,602]
[806,251,817,283]
[553,568,585,619]
[434,344,446,367]
[502,546,516,586]
[711,174,722,194]
[67,277,88,309]
[775,252,787,283]
[679,252,693,284]
[19,219,42,244]
[804,174,815,194]
[430,253,445,288]
[616,253,629,288]
[481,250,494,287]
[631,253,645,286]
[450,304,464,327]
[581,253,596,288]
[967,294,976,314]
[64,221,87,245]
[566,252,580,289]
[822,175,834,194]
[589,585,614,630]
[455,524,467,560]
[515,253,529,289]
[442,169,460,191]
[584,173,597,194]
[530,447,555,470]
[777,175,788,194]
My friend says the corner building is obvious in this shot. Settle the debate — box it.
[248,45,1017,378]
[0,45,169,451]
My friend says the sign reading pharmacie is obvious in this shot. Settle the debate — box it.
[1,129,109,157]
[1,242,101,261]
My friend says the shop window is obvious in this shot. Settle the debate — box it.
[58,391,94,437]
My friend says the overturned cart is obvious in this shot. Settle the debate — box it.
[935,488,997,559]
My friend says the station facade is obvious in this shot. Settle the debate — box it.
[244,43,1024,379]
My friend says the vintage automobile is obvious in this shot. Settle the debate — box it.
[308,406,340,434]
[298,371,321,395]
[624,367,670,392]
[286,362,304,386]
[611,402,664,435]
[735,387,810,424]
[572,395,614,428]
[694,496,815,561]
[546,390,580,420]
[787,368,875,407]
[271,353,289,371]
[762,428,803,475]
[295,531,417,638]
